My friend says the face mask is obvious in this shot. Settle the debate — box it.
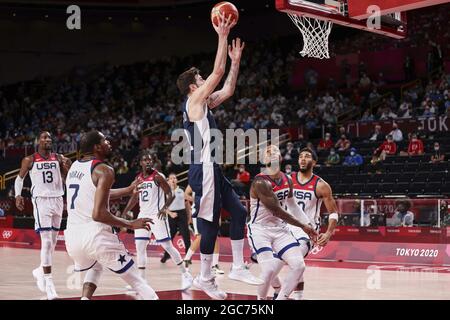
[285,169,291,174]
[330,151,335,155]
[434,147,439,151]
[350,151,355,156]
[239,168,244,173]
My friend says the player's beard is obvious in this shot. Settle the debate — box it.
[299,161,313,173]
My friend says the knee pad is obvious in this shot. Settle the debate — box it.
[84,263,103,286]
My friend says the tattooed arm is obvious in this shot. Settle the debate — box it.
[207,38,245,109]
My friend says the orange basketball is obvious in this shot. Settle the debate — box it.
[211,2,239,27]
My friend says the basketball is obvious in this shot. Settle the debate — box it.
[211,2,239,27]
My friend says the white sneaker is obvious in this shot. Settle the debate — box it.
[193,276,227,300]
[212,264,225,275]
[125,285,134,291]
[32,268,45,293]
[45,277,59,300]
[228,264,264,285]
[181,271,193,291]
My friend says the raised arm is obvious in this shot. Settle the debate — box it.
[251,178,316,238]
[316,180,339,246]
[92,164,151,229]
[207,38,245,109]
[15,156,33,211]
[188,13,235,121]
[154,173,175,218]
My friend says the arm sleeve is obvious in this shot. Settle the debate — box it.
[14,175,24,197]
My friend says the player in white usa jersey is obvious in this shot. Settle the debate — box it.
[122,152,193,291]
[14,131,71,300]
[270,147,340,300]
[249,145,316,300]
[65,130,158,300]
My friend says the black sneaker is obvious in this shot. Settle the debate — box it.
[160,252,170,263]
[250,252,258,264]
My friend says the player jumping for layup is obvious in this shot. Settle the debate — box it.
[65,131,158,300]
[271,147,339,300]
[122,152,193,291]
[177,12,261,300]
[15,131,71,300]
[249,145,316,300]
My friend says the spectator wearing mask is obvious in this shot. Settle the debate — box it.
[389,123,403,142]
[317,133,333,153]
[343,148,363,166]
[392,201,414,227]
[430,142,445,163]
[368,124,385,142]
[335,134,351,152]
[284,164,293,175]
[372,134,397,163]
[404,133,424,156]
[325,148,340,166]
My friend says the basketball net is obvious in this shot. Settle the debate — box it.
[288,13,333,59]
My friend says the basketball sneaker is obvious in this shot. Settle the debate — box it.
[44,277,59,300]
[228,264,263,285]
[181,271,193,291]
[32,267,45,292]
[212,264,225,275]
[193,276,227,300]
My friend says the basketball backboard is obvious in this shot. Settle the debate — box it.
[275,0,408,39]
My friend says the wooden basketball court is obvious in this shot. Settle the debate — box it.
[1,245,449,300]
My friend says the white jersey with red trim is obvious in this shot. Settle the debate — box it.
[249,172,291,227]
[29,152,64,198]
[66,159,106,227]
[291,172,323,231]
[137,170,166,217]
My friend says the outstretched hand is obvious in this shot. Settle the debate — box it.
[302,223,318,243]
[213,12,236,38]
[130,177,143,195]
[129,218,153,230]
[228,38,245,62]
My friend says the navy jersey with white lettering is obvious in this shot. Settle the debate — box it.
[182,97,218,164]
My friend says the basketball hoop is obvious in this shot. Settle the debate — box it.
[288,13,333,59]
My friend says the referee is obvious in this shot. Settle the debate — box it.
[161,173,191,263]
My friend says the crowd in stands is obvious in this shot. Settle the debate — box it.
[0,4,449,182]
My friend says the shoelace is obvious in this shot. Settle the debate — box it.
[206,278,219,290]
